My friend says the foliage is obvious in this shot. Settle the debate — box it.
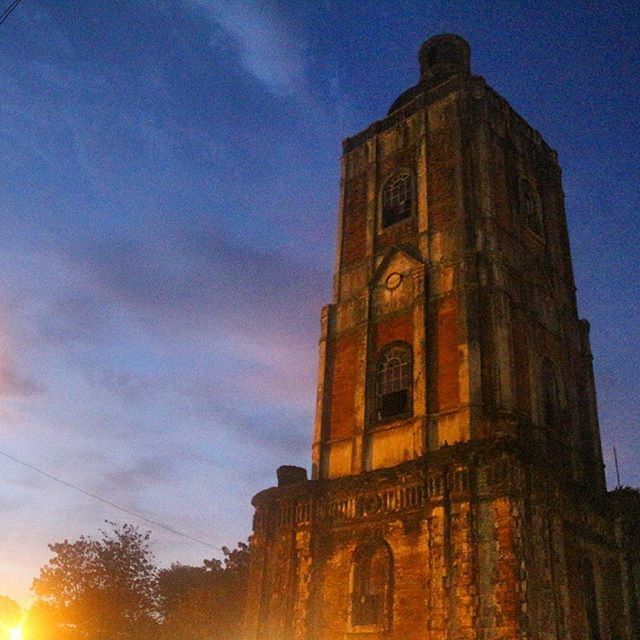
[611,485,640,496]
[0,595,20,622]
[610,485,640,545]
[0,595,21,639]
[26,523,251,640]
[158,542,251,640]
[31,522,159,640]
[23,601,70,640]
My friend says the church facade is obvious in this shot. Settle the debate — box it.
[243,35,640,640]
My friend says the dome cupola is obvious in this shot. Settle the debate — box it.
[419,34,471,86]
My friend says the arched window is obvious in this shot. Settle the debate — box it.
[376,344,412,421]
[351,542,393,630]
[541,358,560,427]
[381,173,413,228]
[519,179,543,237]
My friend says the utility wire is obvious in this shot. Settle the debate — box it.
[0,0,24,27]
[0,0,218,557]
[0,448,221,551]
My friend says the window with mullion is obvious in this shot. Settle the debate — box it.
[381,173,413,228]
[376,346,412,421]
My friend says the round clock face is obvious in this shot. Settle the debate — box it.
[385,272,403,290]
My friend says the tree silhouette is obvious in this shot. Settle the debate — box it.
[31,522,159,640]
[0,595,21,639]
[27,524,250,640]
[159,542,251,640]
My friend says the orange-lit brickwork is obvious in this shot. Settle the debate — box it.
[244,34,640,640]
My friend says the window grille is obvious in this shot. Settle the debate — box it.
[381,174,413,228]
[376,345,412,421]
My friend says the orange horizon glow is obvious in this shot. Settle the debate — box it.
[0,623,22,640]
[0,608,28,640]
[9,626,22,640]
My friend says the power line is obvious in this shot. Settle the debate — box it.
[0,448,221,551]
[0,0,24,28]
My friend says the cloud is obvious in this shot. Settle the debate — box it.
[100,454,180,493]
[0,224,327,463]
[188,0,308,95]
[67,225,328,420]
[64,223,329,350]
[0,310,43,399]
[0,362,42,398]
[0,2,327,603]
[38,292,113,345]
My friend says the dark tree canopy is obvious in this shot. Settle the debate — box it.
[31,522,160,640]
[0,595,21,630]
[24,525,250,640]
[159,542,251,640]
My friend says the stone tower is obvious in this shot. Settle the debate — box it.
[243,35,639,640]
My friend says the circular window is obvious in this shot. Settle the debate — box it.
[385,273,403,290]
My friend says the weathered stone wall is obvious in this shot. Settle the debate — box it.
[246,35,636,640]
[315,85,474,479]
[245,444,634,639]
[313,64,605,486]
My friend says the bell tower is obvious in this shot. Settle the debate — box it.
[312,32,604,492]
[243,35,639,640]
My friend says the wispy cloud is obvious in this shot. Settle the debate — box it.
[0,0,329,605]
[0,309,43,399]
[188,0,308,95]
[63,223,328,346]
[0,223,326,456]
[0,362,42,398]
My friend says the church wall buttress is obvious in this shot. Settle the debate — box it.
[327,334,358,440]
[512,311,532,419]
[352,295,370,474]
[491,132,515,235]
[339,171,368,269]
[475,497,499,634]
[493,495,525,639]
[449,489,477,640]
[427,505,447,638]
[417,111,430,257]
[312,306,331,479]
[291,526,314,640]
[412,269,427,451]
[433,294,466,444]
[242,527,267,640]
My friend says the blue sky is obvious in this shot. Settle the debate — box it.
[0,1,638,603]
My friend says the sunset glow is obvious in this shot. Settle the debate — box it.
[0,622,23,640]
[0,0,637,622]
